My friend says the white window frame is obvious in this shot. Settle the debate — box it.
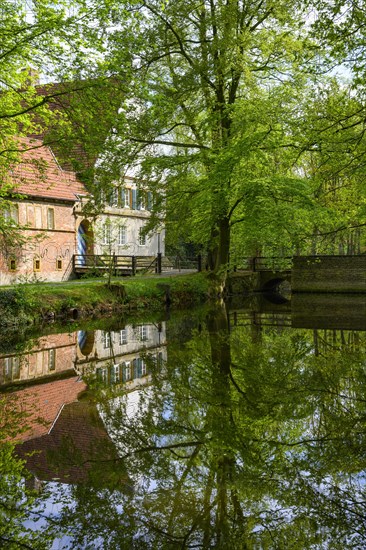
[98,368,107,383]
[120,329,128,345]
[113,364,121,384]
[138,191,146,211]
[139,228,146,246]
[138,325,148,341]
[47,208,55,229]
[102,222,112,245]
[123,188,131,208]
[4,356,20,380]
[4,357,12,380]
[141,360,147,376]
[103,332,111,349]
[124,361,131,381]
[118,225,127,245]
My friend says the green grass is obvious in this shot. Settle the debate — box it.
[0,272,210,326]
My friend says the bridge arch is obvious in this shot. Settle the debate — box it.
[261,276,289,293]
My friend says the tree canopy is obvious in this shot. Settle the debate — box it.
[2,0,366,277]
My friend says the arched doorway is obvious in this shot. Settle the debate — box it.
[77,220,93,265]
[77,330,95,356]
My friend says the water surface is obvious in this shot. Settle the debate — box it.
[1,295,366,549]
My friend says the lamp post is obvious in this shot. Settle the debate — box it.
[156,230,162,273]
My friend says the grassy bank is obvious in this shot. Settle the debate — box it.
[0,273,210,327]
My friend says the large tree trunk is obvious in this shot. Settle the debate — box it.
[207,216,231,298]
[216,216,230,272]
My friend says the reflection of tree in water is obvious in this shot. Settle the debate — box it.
[2,311,366,548]
[0,397,57,549]
[53,306,365,548]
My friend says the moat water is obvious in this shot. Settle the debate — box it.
[1,293,366,549]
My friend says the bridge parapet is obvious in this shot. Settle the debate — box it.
[292,255,366,293]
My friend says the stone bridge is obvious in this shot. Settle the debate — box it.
[228,255,366,294]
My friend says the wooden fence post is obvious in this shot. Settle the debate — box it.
[132,256,136,276]
[197,254,202,272]
[156,253,162,274]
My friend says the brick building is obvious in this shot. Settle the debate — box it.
[0,331,77,387]
[0,137,88,284]
[1,137,165,284]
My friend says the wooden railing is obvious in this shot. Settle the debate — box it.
[73,253,205,276]
[229,311,293,328]
[73,254,159,276]
[241,257,293,272]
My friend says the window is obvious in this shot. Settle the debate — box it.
[120,329,128,345]
[112,365,120,384]
[139,228,146,246]
[47,208,55,229]
[4,358,12,381]
[9,258,16,271]
[121,188,131,208]
[102,222,112,245]
[122,361,131,382]
[138,191,146,210]
[26,206,35,226]
[4,205,19,224]
[133,357,146,378]
[48,349,56,371]
[4,357,20,381]
[108,188,118,207]
[103,332,111,349]
[35,206,42,228]
[97,368,107,383]
[141,361,147,376]
[118,225,127,245]
[138,325,148,341]
[132,189,137,210]
[33,258,41,271]
[56,258,63,270]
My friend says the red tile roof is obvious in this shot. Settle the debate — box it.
[16,401,126,486]
[9,137,88,202]
[7,375,88,442]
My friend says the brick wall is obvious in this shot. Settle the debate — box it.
[292,293,366,330]
[292,255,366,293]
[0,199,78,284]
[0,332,77,385]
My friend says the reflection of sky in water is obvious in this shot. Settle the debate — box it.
[22,483,74,549]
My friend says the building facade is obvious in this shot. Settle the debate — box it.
[1,139,164,284]
[93,177,164,258]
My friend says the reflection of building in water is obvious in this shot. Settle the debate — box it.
[16,399,125,487]
[1,322,166,488]
[228,308,366,353]
[0,333,77,387]
[76,322,167,390]
[7,376,87,442]
[0,339,126,488]
[76,322,167,466]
